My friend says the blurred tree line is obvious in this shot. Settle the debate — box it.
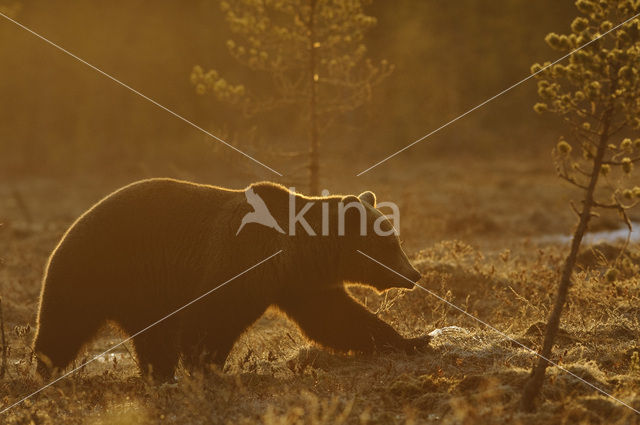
[0,0,576,181]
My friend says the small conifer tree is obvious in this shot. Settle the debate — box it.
[522,0,640,410]
[191,0,393,194]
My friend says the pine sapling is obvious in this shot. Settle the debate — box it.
[521,0,640,411]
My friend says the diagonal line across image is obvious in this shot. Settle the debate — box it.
[356,249,640,416]
[0,12,283,177]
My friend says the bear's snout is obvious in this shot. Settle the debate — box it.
[407,268,421,283]
[388,266,421,289]
[397,268,421,288]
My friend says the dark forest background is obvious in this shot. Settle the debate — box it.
[1,1,577,186]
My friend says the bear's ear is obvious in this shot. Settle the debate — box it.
[341,194,360,204]
[340,195,366,234]
[358,191,376,207]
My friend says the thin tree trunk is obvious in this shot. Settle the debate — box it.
[0,297,7,379]
[308,0,319,196]
[521,108,613,411]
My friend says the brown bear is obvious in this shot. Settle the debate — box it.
[34,178,427,380]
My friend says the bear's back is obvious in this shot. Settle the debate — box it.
[66,179,237,241]
[47,179,244,284]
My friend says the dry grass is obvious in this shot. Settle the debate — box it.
[1,156,640,424]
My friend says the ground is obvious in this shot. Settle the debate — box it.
[1,153,640,424]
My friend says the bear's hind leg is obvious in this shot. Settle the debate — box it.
[132,324,180,381]
[181,329,237,373]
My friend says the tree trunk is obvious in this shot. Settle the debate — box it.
[521,108,613,411]
[0,297,6,378]
[308,0,320,195]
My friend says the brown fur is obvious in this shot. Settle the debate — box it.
[33,178,425,380]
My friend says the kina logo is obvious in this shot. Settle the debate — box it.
[236,188,285,235]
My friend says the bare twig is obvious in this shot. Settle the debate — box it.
[558,172,588,190]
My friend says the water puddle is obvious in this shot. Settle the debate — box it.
[537,222,640,245]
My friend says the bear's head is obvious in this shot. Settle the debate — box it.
[243,183,421,292]
[338,190,421,292]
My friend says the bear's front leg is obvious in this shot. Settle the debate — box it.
[277,289,428,354]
